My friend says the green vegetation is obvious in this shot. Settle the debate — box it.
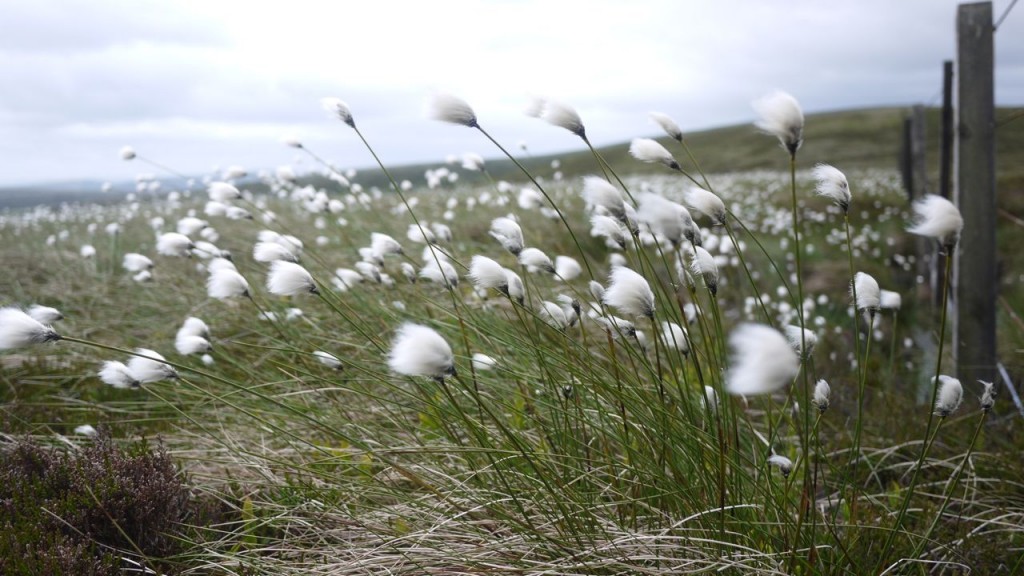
[1,105,1023,574]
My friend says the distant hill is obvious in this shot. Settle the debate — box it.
[2,106,1021,208]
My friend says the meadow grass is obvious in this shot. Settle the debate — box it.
[1,104,1023,575]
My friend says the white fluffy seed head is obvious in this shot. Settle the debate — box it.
[604,267,655,319]
[461,152,485,171]
[313,350,343,370]
[518,248,555,273]
[253,241,298,263]
[419,260,459,288]
[208,181,242,202]
[786,325,818,358]
[934,375,964,417]
[321,97,355,127]
[122,253,154,272]
[207,269,250,299]
[472,353,498,371]
[852,272,881,312]
[28,305,63,324]
[388,323,455,379]
[555,256,582,280]
[590,214,629,249]
[582,176,627,223]
[156,232,194,257]
[428,93,478,127]
[768,454,795,477]
[179,317,210,339]
[813,379,831,412]
[505,269,525,304]
[691,247,719,295]
[0,307,60,349]
[127,348,177,383]
[812,164,851,212]
[683,187,727,225]
[539,301,570,330]
[406,224,435,244]
[371,232,403,257]
[908,194,964,249]
[636,193,697,248]
[175,334,212,355]
[879,289,902,311]
[725,324,800,396]
[469,255,508,291]
[120,146,136,160]
[979,380,995,412]
[589,281,605,301]
[539,100,586,137]
[267,261,318,296]
[650,112,683,141]
[753,91,804,154]
[629,138,680,170]
[489,217,524,255]
[660,321,689,355]
[99,360,140,389]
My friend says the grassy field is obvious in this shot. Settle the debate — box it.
[2,104,1023,574]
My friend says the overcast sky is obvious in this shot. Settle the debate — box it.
[1,0,1022,187]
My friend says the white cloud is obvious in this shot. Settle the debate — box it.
[0,0,1021,185]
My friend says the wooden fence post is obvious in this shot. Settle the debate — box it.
[953,1,997,385]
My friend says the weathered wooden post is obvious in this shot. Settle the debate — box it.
[953,2,997,384]
[940,60,954,200]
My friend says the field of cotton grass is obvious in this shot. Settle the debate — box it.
[2,93,1023,575]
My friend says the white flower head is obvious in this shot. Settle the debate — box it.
[207,269,250,299]
[691,246,720,295]
[179,317,210,339]
[120,146,136,160]
[461,152,485,171]
[979,380,995,413]
[208,181,242,203]
[908,194,964,249]
[934,375,964,417]
[683,186,727,226]
[813,379,831,412]
[725,324,800,396]
[785,325,818,358]
[267,261,318,296]
[313,350,343,370]
[637,193,698,248]
[74,424,98,436]
[650,112,683,141]
[768,453,795,477]
[701,385,718,411]
[591,214,629,249]
[753,91,804,154]
[406,223,435,244]
[489,217,524,255]
[604,266,655,319]
[852,272,881,313]
[879,289,902,311]
[321,97,355,127]
[505,269,525,304]
[79,244,96,259]
[582,176,627,224]
[388,323,456,380]
[122,253,154,272]
[175,334,212,355]
[629,138,680,170]
[539,301,570,330]
[518,247,555,274]
[127,348,178,383]
[538,99,586,138]
[555,255,582,280]
[469,255,508,292]
[813,164,851,212]
[0,307,61,349]
[371,232,403,257]
[472,353,498,371]
[253,241,298,263]
[428,93,478,128]
[28,305,63,324]
[660,321,689,355]
[419,260,459,288]
[589,281,605,302]
[99,360,140,389]
[156,232,194,257]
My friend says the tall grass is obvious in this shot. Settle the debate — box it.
[0,98,1020,575]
